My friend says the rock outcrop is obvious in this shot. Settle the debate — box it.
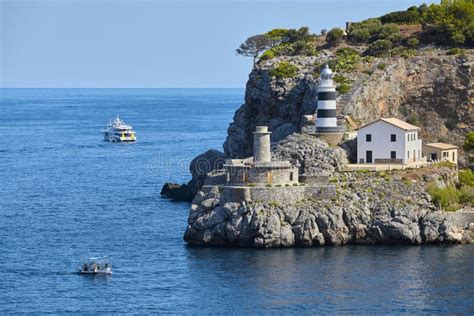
[272,133,348,176]
[184,166,471,247]
[223,49,473,165]
[161,149,225,202]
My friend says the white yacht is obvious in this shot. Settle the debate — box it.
[102,115,136,142]
[78,256,112,275]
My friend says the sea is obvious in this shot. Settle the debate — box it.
[1,88,473,314]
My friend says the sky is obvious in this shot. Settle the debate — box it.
[1,0,437,88]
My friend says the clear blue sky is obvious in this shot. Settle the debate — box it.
[1,0,436,88]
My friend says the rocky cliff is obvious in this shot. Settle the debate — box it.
[224,48,473,165]
[184,134,472,247]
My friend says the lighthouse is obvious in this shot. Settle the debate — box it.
[313,64,345,145]
[253,126,271,163]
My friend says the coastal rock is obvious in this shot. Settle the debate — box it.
[160,183,194,202]
[223,50,473,165]
[273,133,348,176]
[187,149,226,195]
[162,149,225,202]
[184,167,471,247]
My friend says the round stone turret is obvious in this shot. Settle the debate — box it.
[253,126,271,163]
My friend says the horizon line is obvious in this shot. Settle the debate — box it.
[0,86,245,89]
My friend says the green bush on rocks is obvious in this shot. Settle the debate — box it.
[368,39,393,56]
[269,62,299,79]
[326,28,345,46]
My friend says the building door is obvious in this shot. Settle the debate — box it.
[430,153,437,161]
[266,171,273,184]
[366,151,373,163]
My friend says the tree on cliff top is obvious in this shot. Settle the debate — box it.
[236,34,273,68]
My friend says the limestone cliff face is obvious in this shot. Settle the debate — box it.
[184,165,470,247]
[223,49,473,164]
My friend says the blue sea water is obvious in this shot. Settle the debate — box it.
[0,88,473,314]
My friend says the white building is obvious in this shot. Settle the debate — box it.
[357,118,422,164]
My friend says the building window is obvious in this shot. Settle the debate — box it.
[452,152,455,162]
[290,172,293,181]
[407,151,410,158]
[391,151,396,159]
[443,152,448,158]
[391,134,396,142]
[414,133,417,140]
[366,134,372,142]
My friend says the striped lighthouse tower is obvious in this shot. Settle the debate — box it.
[316,65,342,133]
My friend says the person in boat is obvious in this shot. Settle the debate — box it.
[83,264,89,272]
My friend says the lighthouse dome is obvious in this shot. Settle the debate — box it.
[320,64,333,79]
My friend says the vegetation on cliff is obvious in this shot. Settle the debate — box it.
[236,0,473,68]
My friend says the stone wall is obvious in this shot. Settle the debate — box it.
[213,184,336,204]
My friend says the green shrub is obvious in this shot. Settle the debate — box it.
[326,28,345,46]
[375,23,402,43]
[463,131,474,151]
[268,200,280,208]
[259,49,276,61]
[406,114,420,126]
[399,105,408,116]
[275,184,282,187]
[268,43,295,57]
[421,0,474,47]
[293,41,318,56]
[368,39,393,56]
[350,28,371,43]
[459,169,474,187]
[325,48,361,73]
[396,48,416,58]
[248,183,256,187]
[269,62,299,79]
[377,62,386,70]
[406,38,419,48]
[447,47,465,56]
[348,18,382,44]
[459,186,474,204]
[380,9,421,24]
[337,83,351,94]
[427,184,461,211]
[445,118,457,130]
[434,161,457,169]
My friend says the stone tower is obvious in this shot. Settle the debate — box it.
[253,126,271,163]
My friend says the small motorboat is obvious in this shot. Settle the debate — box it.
[78,256,112,275]
[102,115,136,142]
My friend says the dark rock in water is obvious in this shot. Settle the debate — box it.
[160,183,194,202]
[161,149,226,202]
[187,149,226,196]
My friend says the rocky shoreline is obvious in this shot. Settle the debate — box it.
[163,47,473,247]
[184,134,473,247]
